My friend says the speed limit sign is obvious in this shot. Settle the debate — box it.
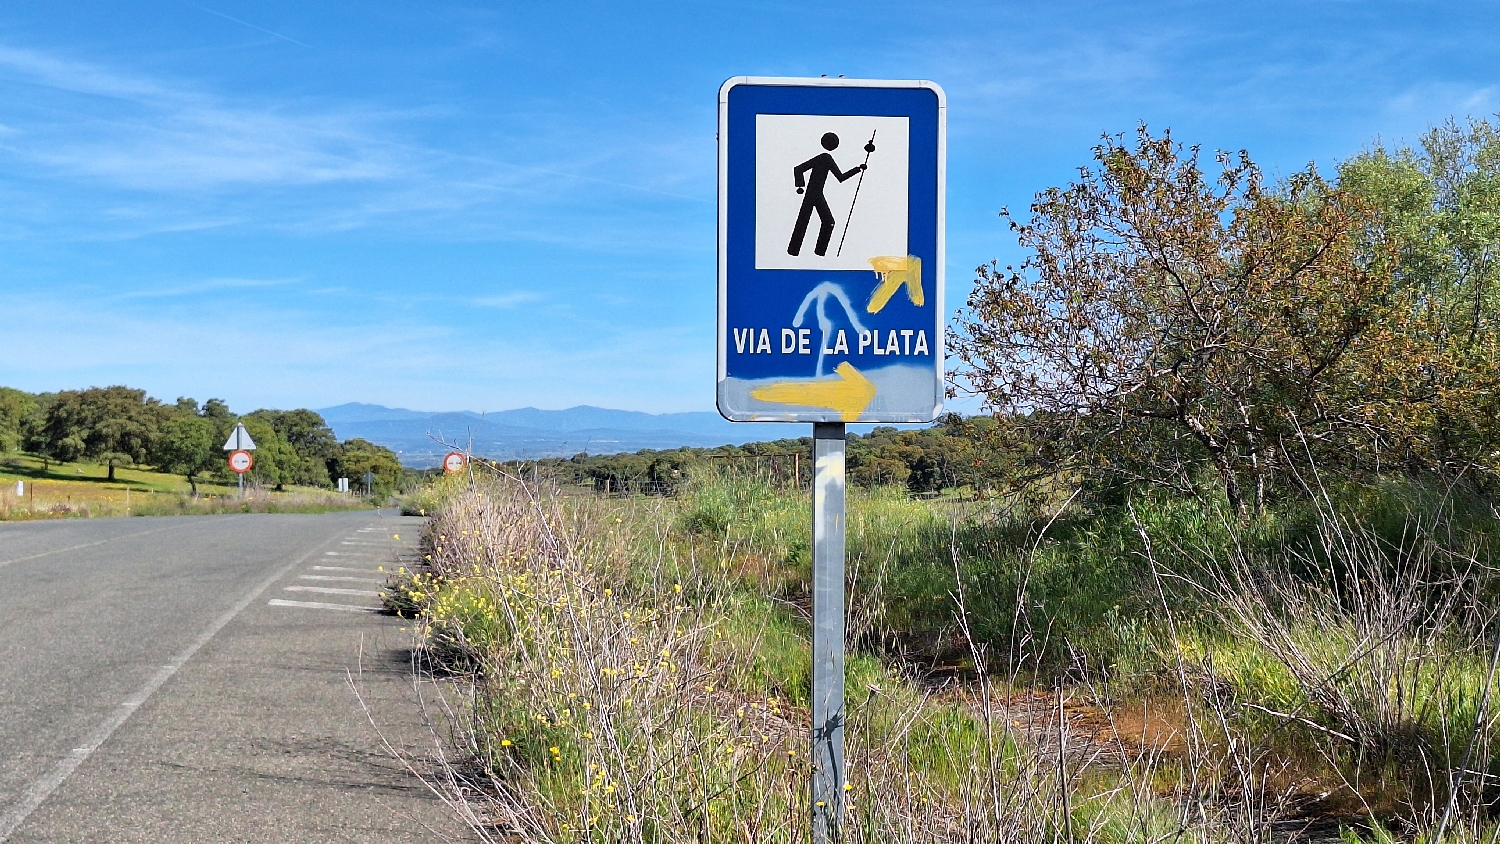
[442,451,466,474]
[228,449,254,474]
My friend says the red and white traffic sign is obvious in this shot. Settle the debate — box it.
[442,451,466,474]
[228,449,254,474]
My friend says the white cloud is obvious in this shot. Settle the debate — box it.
[0,44,709,245]
[111,277,300,300]
[1384,84,1500,130]
[471,292,543,309]
[0,46,399,190]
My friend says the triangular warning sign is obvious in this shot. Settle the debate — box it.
[222,422,257,451]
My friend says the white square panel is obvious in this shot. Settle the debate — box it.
[754,114,909,270]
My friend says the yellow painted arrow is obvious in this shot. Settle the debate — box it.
[750,362,877,422]
[866,255,923,313]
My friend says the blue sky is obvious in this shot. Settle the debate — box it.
[1,1,1496,415]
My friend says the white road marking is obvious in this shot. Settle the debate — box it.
[267,599,377,613]
[298,575,383,584]
[311,565,384,573]
[283,585,382,597]
[0,522,340,842]
[339,541,385,546]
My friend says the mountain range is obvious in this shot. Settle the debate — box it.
[315,403,808,467]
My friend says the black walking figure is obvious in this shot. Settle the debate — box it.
[787,132,870,257]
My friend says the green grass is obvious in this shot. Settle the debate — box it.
[0,450,231,492]
[0,450,370,519]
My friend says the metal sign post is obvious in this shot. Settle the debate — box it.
[715,76,945,842]
[810,422,846,838]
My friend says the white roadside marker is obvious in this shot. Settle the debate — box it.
[268,599,377,613]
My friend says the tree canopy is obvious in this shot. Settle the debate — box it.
[955,123,1500,514]
[24,386,171,480]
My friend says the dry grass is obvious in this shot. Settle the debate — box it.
[387,470,1381,844]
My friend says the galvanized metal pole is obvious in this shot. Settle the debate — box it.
[810,422,846,843]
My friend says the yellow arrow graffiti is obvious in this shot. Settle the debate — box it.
[750,362,877,422]
[866,255,923,313]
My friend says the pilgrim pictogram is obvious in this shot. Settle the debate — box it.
[786,132,877,257]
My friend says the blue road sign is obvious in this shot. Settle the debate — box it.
[717,77,946,423]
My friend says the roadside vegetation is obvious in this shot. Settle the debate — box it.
[388,118,1500,842]
[393,467,1500,843]
[0,452,366,519]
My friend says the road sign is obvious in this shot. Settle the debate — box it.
[228,450,253,474]
[222,422,257,452]
[717,76,946,424]
[442,452,466,474]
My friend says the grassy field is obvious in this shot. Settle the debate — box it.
[0,452,370,519]
[385,469,1500,843]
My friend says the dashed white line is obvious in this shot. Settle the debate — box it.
[267,599,378,613]
[311,565,384,574]
[283,585,382,597]
[298,575,383,584]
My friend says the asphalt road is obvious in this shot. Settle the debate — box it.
[0,511,470,843]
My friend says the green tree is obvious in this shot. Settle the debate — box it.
[1338,118,1500,489]
[201,398,233,423]
[246,409,338,487]
[153,415,216,493]
[0,387,37,452]
[334,438,403,497]
[28,386,170,480]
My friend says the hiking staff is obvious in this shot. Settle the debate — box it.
[835,130,877,257]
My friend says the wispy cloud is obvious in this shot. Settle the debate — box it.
[1384,84,1500,125]
[188,4,311,48]
[471,292,543,309]
[0,48,397,190]
[112,277,300,300]
[0,44,708,245]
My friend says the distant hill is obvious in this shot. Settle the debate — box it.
[316,403,806,467]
